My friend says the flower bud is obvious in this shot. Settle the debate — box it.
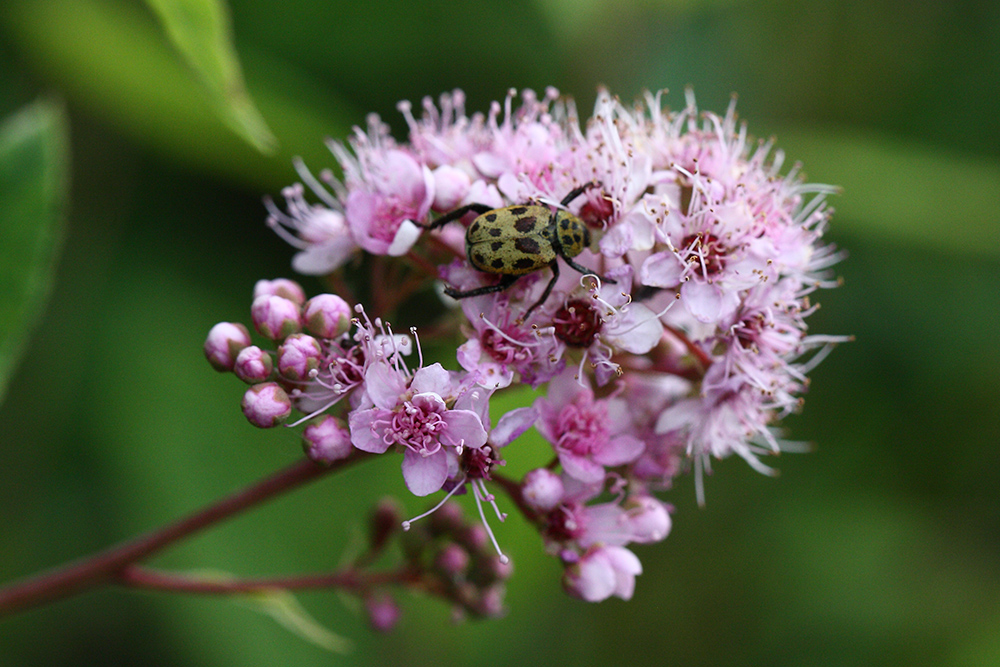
[251,294,301,340]
[368,498,403,553]
[469,583,507,619]
[435,544,470,578]
[241,382,292,428]
[204,322,251,372]
[456,523,488,553]
[233,345,272,383]
[624,495,672,544]
[521,468,564,512]
[253,278,306,305]
[427,501,465,536]
[277,333,322,380]
[364,592,401,633]
[303,293,352,339]
[469,552,513,587]
[302,415,352,463]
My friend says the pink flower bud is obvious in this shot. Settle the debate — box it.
[365,593,401,633]
[457,523,488,552]
[233,345,272,383]
[277,333,322,380]
[521,468,564,511]
[368,498,403,552]
[253,278,306,305]
[241,382,292,428]
[435,544,470,577]
[428,502,465,536]
[204,322,251,372]
[624,495,672,544]
[303,294,352,339]
[251,294,301,340]
[302,415,352,463]
[471,583,507,618]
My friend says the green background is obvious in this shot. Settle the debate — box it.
[1,0,999,665]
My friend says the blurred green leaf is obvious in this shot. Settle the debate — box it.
[240,586,352,653]
[0,99,68,407]
[143,0,277,154]
[0,0,355,192]
[775,125,1000,258]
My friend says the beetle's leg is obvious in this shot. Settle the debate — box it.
[559,181,602,207]
[562,256,617,285]
[523,261,560,319]
[418,203,493,231]
[443,274,520,300]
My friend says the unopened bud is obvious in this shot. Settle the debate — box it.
[364,593,401,633]
[277,333,322,380]
[303,294,352,338]
[470,583,507,619]
[302,415,352,463]
[251,294,301,340]
[369,498,403,553]
[253,278,306,305]
[456,523,488,553]
[435,543,470,578]
[427,501,464,536]
[233,345,272,383]
[521,468,564,511]
[204,322,251,372]
[241,382,292,428]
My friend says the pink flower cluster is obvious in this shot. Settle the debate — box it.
[211,88,846,604]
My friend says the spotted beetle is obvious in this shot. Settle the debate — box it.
[419,182,615,317]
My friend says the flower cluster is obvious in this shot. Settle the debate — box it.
[209,88,846,606]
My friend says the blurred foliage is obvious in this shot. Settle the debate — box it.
[0,99,68,405]
[0,0,998,666]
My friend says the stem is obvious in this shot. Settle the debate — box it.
[0,451,372,616]
[117,564,418,596]
[661,323,712,375]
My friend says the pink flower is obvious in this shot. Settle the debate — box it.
[265,163,359,275]
[455,287,564,389]
[534,370,645,483]
[349,363,488,496]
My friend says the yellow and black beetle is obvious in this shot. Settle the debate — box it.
[419,182,615,317]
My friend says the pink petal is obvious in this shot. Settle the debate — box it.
[491,407,538,448]
[410,363,452,396]
[401,449,449,496]
[441,409,487,449]
[349,409,392,453]
[559,452,606,484]
[594,434,645,466]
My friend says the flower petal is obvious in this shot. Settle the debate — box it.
[401,448,449,496]
[349,408,392,453]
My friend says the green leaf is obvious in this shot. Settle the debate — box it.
[0,99,69,406]
[0,0,354,192]
[240,587,353,653]
[144,0,277,154]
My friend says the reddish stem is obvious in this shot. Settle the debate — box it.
[0,451,371,616]
[117,564,418,596]
[661,323,713,373]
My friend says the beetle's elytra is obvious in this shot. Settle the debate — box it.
[417,182,615,317]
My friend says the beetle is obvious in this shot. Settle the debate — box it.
[419,182,615,317]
